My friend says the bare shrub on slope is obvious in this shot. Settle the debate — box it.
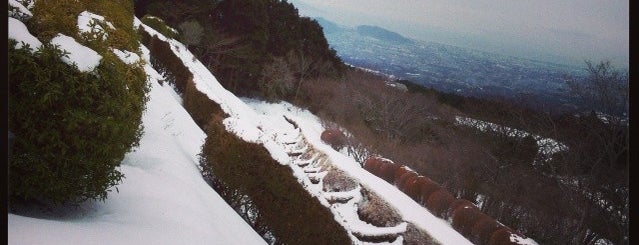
[357,188,403,227]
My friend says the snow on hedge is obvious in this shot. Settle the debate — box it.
[136,18,475,243]
[8,44,267,245]
[50,33,102,72]
[8,0,33,20]
[8,17,41,51]
[77,11,115,40]
[111,48,140,65]
[244,99,475,245]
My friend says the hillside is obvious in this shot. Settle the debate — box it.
[9,1,626,245]
[8,1,473,244]
[8,1,265,244]
[314,18,587,112]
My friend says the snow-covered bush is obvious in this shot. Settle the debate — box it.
[357,188,402,227]
[140,15,178,39]
[141,32,226,130]
[8,0,148,206]
[141,32,190,92]
[28,0,83,41]
[322,169,358,192]
[200,122,351,244]
[9,0,33,22]
[8,41,147,205]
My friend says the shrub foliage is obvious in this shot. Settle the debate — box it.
[8,41,147,204]
[9,0,148,205]
[140,15,178,39]
[200,122,351,244]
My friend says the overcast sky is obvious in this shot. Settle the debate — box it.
[288,0,628,68]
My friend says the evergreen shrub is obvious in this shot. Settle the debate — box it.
[8,40,148,204]
[140,15,178,40]
[200,122,351,244]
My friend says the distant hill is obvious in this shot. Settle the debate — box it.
[314,17,585,112]
[315,17,342,34]
[356,25,414,45]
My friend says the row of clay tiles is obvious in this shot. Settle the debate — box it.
[362,156,532,245]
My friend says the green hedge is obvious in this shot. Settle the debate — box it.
[140,15,178,40]
[200,122,351,244]
[9,38,147,204]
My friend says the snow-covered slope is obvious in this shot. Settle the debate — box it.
[8,8,266,243]
[136,17,474,245]
[9,4,474,243]
[8,46,266,245]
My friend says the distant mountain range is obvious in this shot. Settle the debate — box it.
[315,17,586,111]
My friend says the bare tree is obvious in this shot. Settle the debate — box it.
[565,60,629,120]
[259,56,295,100]
[178,20,204,49]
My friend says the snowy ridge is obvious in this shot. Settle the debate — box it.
[136,17,471,244]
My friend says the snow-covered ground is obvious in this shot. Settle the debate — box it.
[244,99,475,245]
[8,5,266,244]
[10,43,265,243]
[10,3,530,243]
[8,43,267,245]
[134,18,475,244]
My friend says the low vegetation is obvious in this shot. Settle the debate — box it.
[141,27,351,244]
[135,0,344,99]
[200,122,352,244]
[137,1,627,244]
[357,188,402,227]
[9,0,148,205]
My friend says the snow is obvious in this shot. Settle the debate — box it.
[8,0,33,20]
[510,234,540,245]
[144,15,179,36]
[111,48,140,65]
[8,17,42,52]
[244,99,474,245]
[50,33,102,72]
[9,10,526,244]
[135,18,473,244]
[77,11,115,40]
[8,44,267,245]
